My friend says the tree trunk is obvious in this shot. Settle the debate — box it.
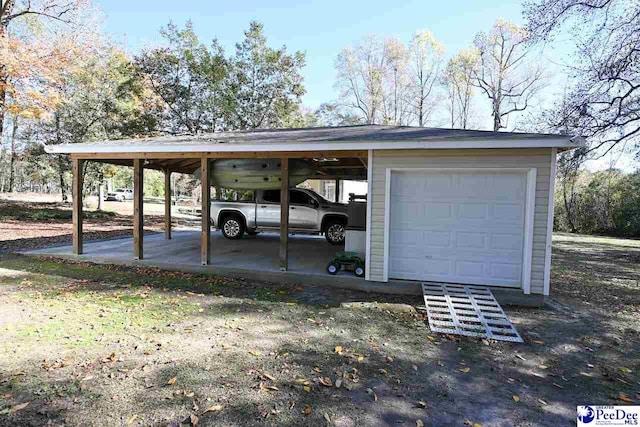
[562,176,577,233]
[0,86,5,138]
[58,157,68,202]
[493,99,501,131]
[8,117,17,192]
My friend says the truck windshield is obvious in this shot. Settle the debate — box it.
[304,189,329,203]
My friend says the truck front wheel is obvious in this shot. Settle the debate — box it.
[221,215,245,239]
[324,220,346,245]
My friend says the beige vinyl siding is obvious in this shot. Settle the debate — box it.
[368,148,553,295]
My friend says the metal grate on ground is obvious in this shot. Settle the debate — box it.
[421,283,524,343]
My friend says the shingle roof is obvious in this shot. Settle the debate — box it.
[59,124,571,146]
[45,124,582,154]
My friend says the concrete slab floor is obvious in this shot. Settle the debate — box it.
[25,230,541,304]
[28,230,342,275]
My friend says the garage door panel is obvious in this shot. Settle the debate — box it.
[458,202,489,220]
[423,230,452,247]
[390,257,424,278]
[455,231,488,250]
[392,173,423,196]
[390,202,423,224]
[491,233,523,251]
[490,263,522,281]
[493,174,526,198]
[423,202,453,219]
[493,203,524,223]
[455,260,485,278]
[458,174,490,195]
[389,170,527,288]
[423,259,452,276]
[390,230,420,246]
[423,175,454,196]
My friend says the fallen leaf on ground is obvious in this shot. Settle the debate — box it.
[190,414,199,425]
[319,377,333,387]
[304,404,312,416]
[248,350,262,357]
[366,388,378,401]
[10,402,29,413]
[618,394,633,403]
[459,367,471,373]
[127,414,138,425]
[202,404,224,414]
[262,372,275,381]
[259,382,279,392]
[334,346,343,353]
[512,395,520,403]
[167,377,177,386]
[303,385,311,393]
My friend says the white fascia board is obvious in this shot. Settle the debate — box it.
[44,137,581,154]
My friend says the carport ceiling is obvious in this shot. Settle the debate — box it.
[91,156,367,180]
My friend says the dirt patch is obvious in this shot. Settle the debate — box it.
[0,198,195,253]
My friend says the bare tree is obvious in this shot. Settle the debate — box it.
[472,19,546,131]
[442,48,477,129]
[380,37,410,125]
[525,0,640,156]
[407,30,444,126]
[335,35,388,124]
[336,32,446,126]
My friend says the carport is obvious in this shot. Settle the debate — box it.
[51,127,369,273]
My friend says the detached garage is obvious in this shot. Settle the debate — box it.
[366,142,580,302]
[45,125,581,305]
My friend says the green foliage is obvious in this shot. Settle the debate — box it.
[555,169,640,237]
[225,21,306,129]
[135,21,228,134]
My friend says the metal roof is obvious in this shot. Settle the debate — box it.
[45,125,582,154]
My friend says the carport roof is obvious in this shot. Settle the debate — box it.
[45,124,583,154]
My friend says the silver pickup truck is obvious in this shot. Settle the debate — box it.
[211,188,348,245]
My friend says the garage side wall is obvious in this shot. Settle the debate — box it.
[368,148,553,295]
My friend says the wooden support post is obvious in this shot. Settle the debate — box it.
[335,179,340,203]
[201,157,211,265]
[164,169,172,240]
[280,158,289,271]
[133,159,144,260]
[72,158,83,255]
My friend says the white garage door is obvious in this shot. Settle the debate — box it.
[388,170,528,287]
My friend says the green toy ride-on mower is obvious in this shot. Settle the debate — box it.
[327,251,365,277]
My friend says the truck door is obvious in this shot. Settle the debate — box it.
[256,190,281,227]
[289,190,319,230]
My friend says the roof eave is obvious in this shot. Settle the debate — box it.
[44,137,581,155]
